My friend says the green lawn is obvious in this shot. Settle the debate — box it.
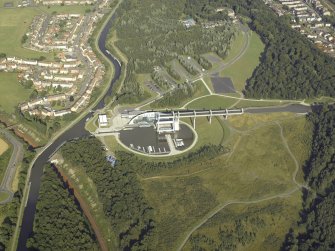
[0,8,52,59]
[0,144,12,184]
[137,113,309,251]
[0,191,10,202]
[185,94,296,110]
[186,95,238,110]
[0,5,91,60]
[0,0,18,7]
[85,114,99,132]
[182,117,225,149]
[234,99,296,108]
[220,31,264,92]
[0,72,31,113]
[222,30,246,63]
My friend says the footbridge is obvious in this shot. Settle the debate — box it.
[125,109,244,133]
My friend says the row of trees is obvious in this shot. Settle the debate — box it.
[151,83,199,108]
[118,60,149,103]
[0,148,34,249]
[151,70,176,89]
[177,56,199,76]
[27,165,98,250]
[118,144,226,176]
[194,55,212,70]
[283,105,335,250]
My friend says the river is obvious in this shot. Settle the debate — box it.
[17,13,121,251]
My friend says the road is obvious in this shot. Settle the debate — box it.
[0,128,24,204]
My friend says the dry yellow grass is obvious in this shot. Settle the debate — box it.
[0,138,9,156]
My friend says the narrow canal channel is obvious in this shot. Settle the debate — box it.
[17,13,121,251]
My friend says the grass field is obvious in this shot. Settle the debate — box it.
[0,137,9,155]
[183,192,302,251]
[135,113,311,250]
[0,5,91,60]
[222,30,246,63]
[0,72,31,113]
[0,0,18,7]
[0,144,12,184]
[234,99,297,108]
[219,31,264,92]
[185,95,297,110]
[0,8,52,60]
[186,95,238,110]
[0,191,10,202]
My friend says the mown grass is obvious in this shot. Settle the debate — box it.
[0,137,9,155]
[85,114,99,132]
[0,0,18,7]
[234,99,296,108]
[137,113,310,251]
[222,30,246,63]
[0,73,31,113]
[182,117,224,149]
[0,191,10,202]
[186,95,297,110]
[186,95,238,110]
[220,31,264,92]
[0,144,12,184]
[0,8,52,59]
[0,5,90,60]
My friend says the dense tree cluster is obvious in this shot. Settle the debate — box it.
[151,70,175,89]
[194,55,212,70]
[113,0,234,73]
[151,83,200,108]
[0,150,33,250]
[118,60,149,104]
[166,65,181,81]
[185,0,230,21]
[117,144,226,176]
[177,56,199,76]
[110,0,235,103]
[27,166,97,250]
[283,105,335,250]
[61,138,155,250]
[60,138,226,249]
[185,0,335,99]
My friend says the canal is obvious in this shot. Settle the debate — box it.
[17,12,121,251]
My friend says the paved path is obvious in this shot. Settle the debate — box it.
[0,128,24,204]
